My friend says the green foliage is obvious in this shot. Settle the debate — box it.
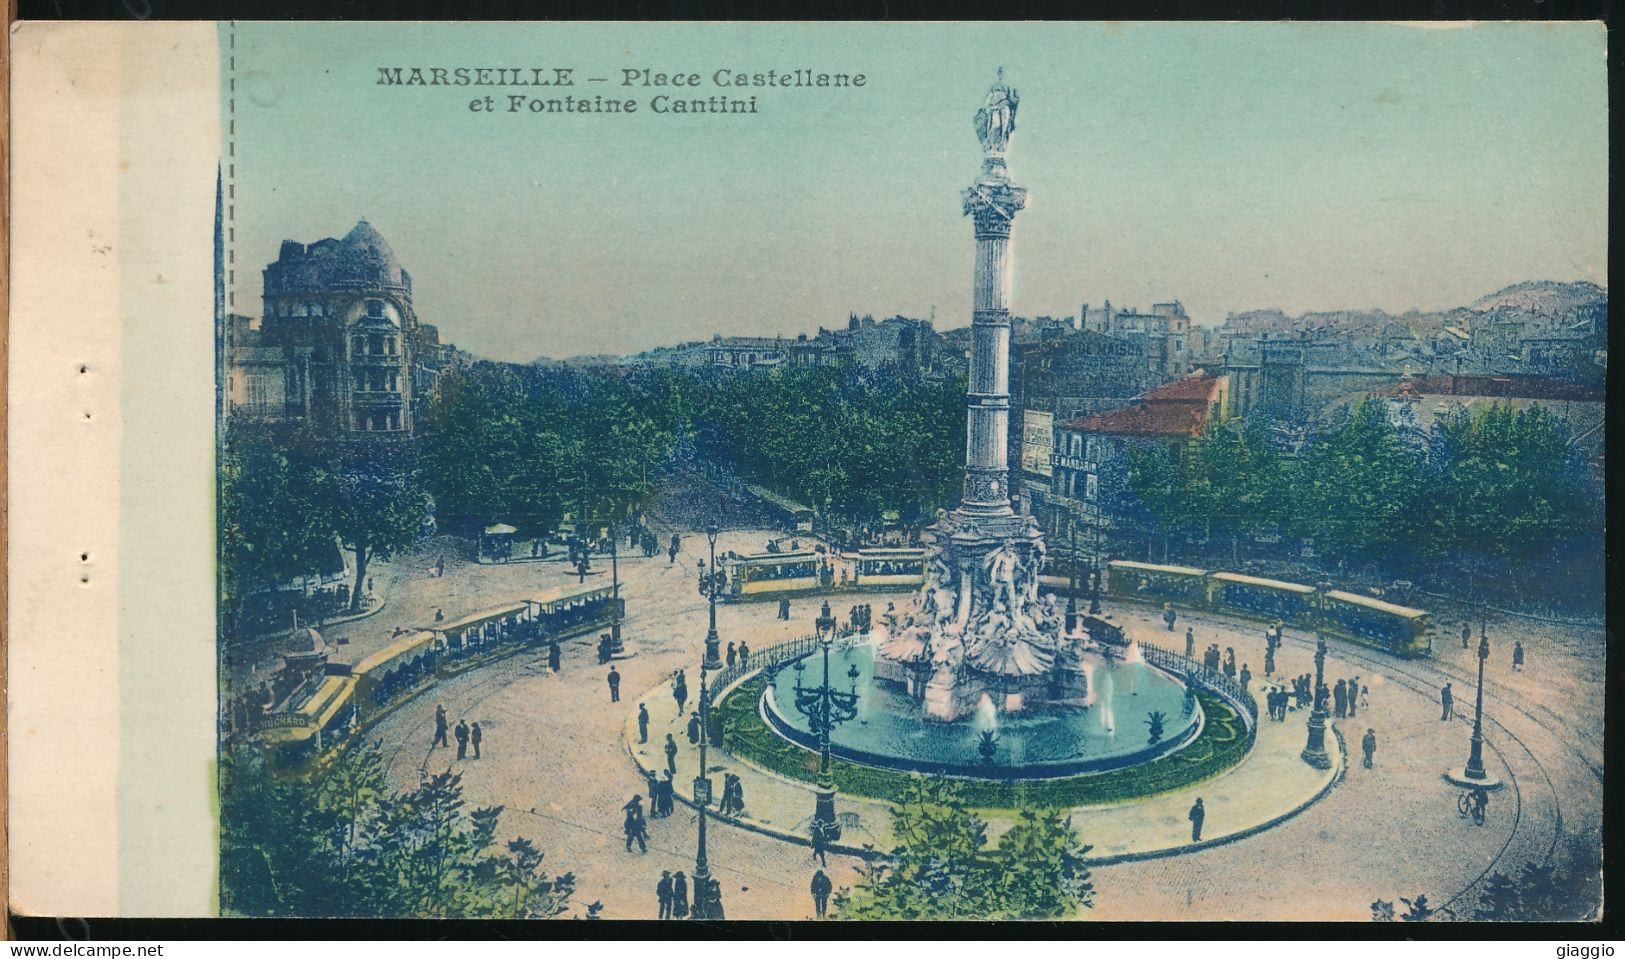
[835,778,1094,920]
[1124,396,1596,571]
[417,362,965,536]
[1432,401,1595,563]
[719,676,1249,808]
[219,424,337,598]
[220,740,579,918]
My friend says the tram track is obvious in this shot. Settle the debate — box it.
[1228,618,1571,915]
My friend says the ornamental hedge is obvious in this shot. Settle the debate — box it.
[716,675,1251,810]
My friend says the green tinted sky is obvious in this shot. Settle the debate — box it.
[228,21,1606,362]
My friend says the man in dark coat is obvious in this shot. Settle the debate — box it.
[1188,797,1205,841]
[664,734,679,775]
[1346,676,1360,717]
[658,770,675,817]
[454,719,469,760]
[470,722,483,759]
[726,642,737,669]
[810,869,833,919]
[1440,683,1454,721]
[638,703,650,743]
[687,711,702,745]
[738,642,750,669]
[1184,627,1195,658]
[1512,641,1525,671]
[623,799,648,853]
[434,704,449,748]
[1333,679,1347,718]
[1239,664,1252,694]
[548,640,561,672]
[608,667,622,703]
[1362,728,1377,769]
[657,870,674,919]
[673,671,688,714]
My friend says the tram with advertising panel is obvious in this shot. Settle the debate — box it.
[259,672,357,770]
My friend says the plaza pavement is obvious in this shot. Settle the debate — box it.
[340,525,1602,921]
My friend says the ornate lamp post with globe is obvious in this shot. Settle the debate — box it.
[689,660,725,920]
[1445,621,1502,790]
[703,523,723,672]
[795,600,862,845]
[1300,633,1333,769]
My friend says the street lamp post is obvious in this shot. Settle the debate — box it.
[795,600,862,845]
[608,535,624,655]
[1446,621,1502,789]
[703,523,723,672]
[690,662,725,920]
[1300,633,1333,769]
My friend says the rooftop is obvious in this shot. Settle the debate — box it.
[1062,372,1225,438]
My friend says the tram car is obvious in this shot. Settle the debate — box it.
[257,582,622,774]
[528,583,620,638]
[849,548,927,590]
[1206,572,1317,622]
[725,550,826,601]
[1103,560,1434,659]
[258,671,358,771]
[1317,589,1433,658]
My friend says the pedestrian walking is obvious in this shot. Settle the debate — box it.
[638,703,650,743]
[608,667,621,703]
[810,869,833,919]
[1346,676,1359,718]
[738,641,750,669]
[1362,728,1377,769]
[671,872,689,919]
[1163,602,1177,631]
[433,704,449,748]
[674,670,688,714]
[1188,797,1205,842]
[471,722,483,759]
[624,801,648,854]
[1185,627,1195,659]
[657,870,674,919]
[665,734,678,775]
[548,640,561,673]
[454,719,469,760]
[726,642,737,669]
[1240,664,1252,694]
[1512,641,1525,672]
[810,826,829,867]
[1440,683,1454,721]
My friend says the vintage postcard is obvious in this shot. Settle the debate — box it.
[6,20,1608,923]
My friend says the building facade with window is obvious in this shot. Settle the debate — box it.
[227,219,429,441]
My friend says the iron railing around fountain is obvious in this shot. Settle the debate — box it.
[1138,641,1260,750]
[708,632,828,702]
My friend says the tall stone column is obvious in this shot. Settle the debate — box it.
[958,72,1028,521]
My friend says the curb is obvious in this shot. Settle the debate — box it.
[1083,725,1347,867]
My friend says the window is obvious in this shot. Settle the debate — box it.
[352,335,366,355]
[385,337,397,355]
[1086,474,1098,501]
[366,300,385,318]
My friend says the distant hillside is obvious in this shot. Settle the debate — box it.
[1470,280,1607,316]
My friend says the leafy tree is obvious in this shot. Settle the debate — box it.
[221,742,580,919]
[986,809,1095,919]
[317,462,430,612]
[835,777,1095,920]
[219,424,336,608]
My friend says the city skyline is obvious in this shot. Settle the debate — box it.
[229,22,1607,363]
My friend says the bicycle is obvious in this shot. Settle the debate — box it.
[1457,789,1487,826]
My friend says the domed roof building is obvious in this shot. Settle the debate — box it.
[227,219,449,443]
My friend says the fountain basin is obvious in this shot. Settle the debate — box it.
[760,642,1204,780]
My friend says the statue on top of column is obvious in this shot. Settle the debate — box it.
[974,67,1019,155]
